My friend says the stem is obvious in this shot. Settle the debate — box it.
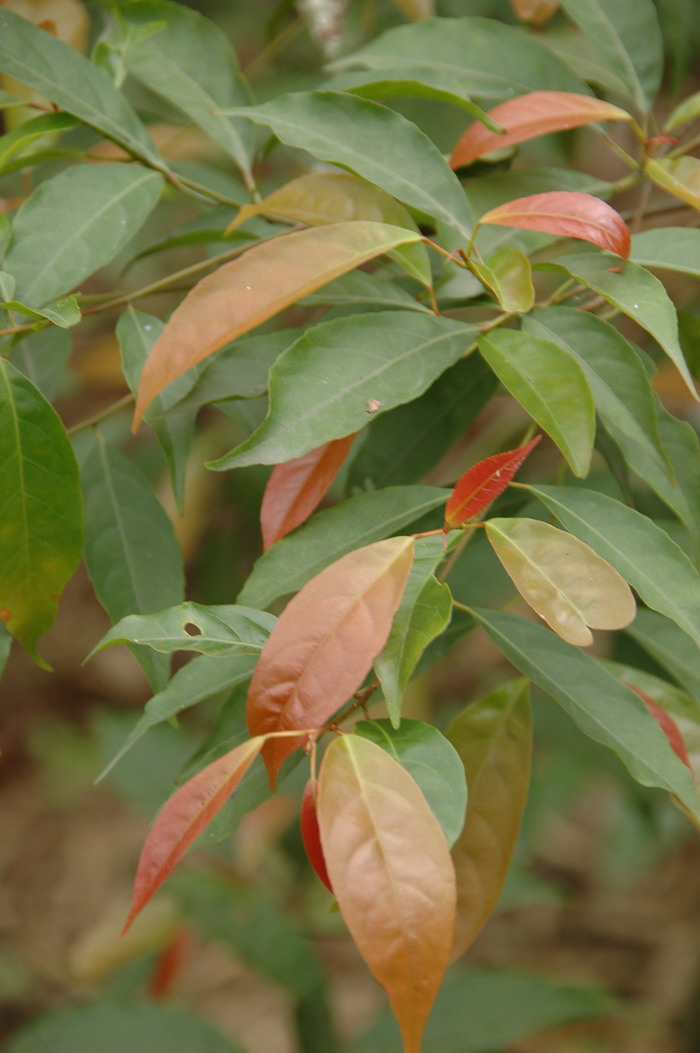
[437,526,479,583]
[67,392,134,435]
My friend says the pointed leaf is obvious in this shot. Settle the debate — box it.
[134,221,423,424]
[123,736,265,933]
[317,734,456,1053]
[625,608,700,699]
[247,536,415,783]
[627,685,692,770]
[4,295,81,329]
[301,780,333,891]
[0,359,82,664]
[0,110,79,173]
[631,227,700,279]
[665,90,700,131]
[479,192,630,258]
[646,157,700,212]
[445,435,541,527]
[478,329,595,477]
[446,680,532,958]
[450,91,632,168]
[471,247,534,313]
[210,314,478,471]
[261,436,355,551]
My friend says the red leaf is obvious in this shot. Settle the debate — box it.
[478,192,631,258]
[247,536,415,786]
[122,737,265,934]
[261,435,355,551]
[627,684,692,770]
[445,434,541,527]
[300,779,333,891]
[450,91,633,169]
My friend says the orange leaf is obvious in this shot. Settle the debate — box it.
[247,536,415,785]
[509,0,560,24]
[122,736,265,934]
[318,734,456,1053]
[300,778,333,891]
[260,434,355,551]
[444,434,541,527]
[479,191,631,258]
[450,91,632,169]
[627,684,692,771]
[133,220,423,426]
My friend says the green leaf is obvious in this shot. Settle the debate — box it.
[238,486,450,609]
[81,433,184,691]
[355,718,467,847]
[300,270,432,313]
[5,295,81,328]
[525,484,700,648]
[210,314,478,470]
[225,91,474,238]
[373,535,453,725]
[472,247,534,313]
[5,164,163,308]
[631,228,700,279]
[9,326,71,400]
[470,606,700,822]
[0,624,11,679]
[540,251,697,400]
[558,0,663,111]
[467,167,614,218]
[625,608,700,699]
[0,9,165,171]
[651,403,700,550]
[665,90,700,131]
[0,270,15,301]
[478,329,595,477]
[0,360,82,666]
[0,111,79,173]
[119,0,255,188]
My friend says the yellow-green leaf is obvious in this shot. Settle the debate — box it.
[646,157,700,212]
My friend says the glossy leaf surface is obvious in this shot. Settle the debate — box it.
[247,536,415,783]
[445,434,541,527]
[447,680,532,958]
[318,734,456,1053]
[479,192,630,258]
[646,157,700,211]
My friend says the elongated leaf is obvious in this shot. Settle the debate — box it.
[301,780,333,891]
[228,172,431,286]
[224,91,474,238]
[301,270,430,313]
[81,433,184,691]
[627,685,691,769]
[317,734,456,1053]
[123,736,264,933]
[0,110,78,173]
[478,329,595,477]
[211,313,477,470]
[485,518,635,645]
[525,485,700,647]
[261,436,355,551]
[119,0,255,187]
[355,718,467,847]
[625,608,700,699]
[247,536,415,783]
[5,295,81,329]
[0,9,165,169]
[134,221,423,423]
[239,486,449,609]
[471,247,534,313]
[450,91,632,168]
[646,157,700,212]
[631,228,700,279]
[5,164,163,308]
[446,680,532,958]
[665,90,700,130]
[558,0,663,111]
[321,67,502,123]
[479,192,630,258]
[0,359,82,665]
[539,251,698,399]
[88,602,275,659]
[445,435,541,527]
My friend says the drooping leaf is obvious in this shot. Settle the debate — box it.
[247,536,415,783]
[525,485,700,647]
[450,91,633,168]
[4,164,163,308]
[239,486,449,609]
[0,8,165,170]
[445,435,541,527]
[355,718,467,847]
[133,222,424,423]
[301,780,333,891]
[625,608,700,699]
[478,192,631,258]
[122,736,265,933]
[261,436,355,551]
[0,359,82,665]
[470,607,700,821]
[485,517,636,646]
[446,680,532,958]
[317,734,456,1053]
[478,329,595,477]
[627,685,692,770]
[470,248,534,313]
[646,157,700,212]
[631,227,700,279]
[210,314,478,471]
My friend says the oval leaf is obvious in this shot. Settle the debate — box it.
[479,191,630,258]
[646,157,700,212]
[123,736,265,933]
[133,221,423,424]
[246,536,415,784]
[446,680,532,958]
[485,517,636,646]
[317,734,456,1053]
[301,779,333,891]
[445,434,541,527]
[450,91,632,168]
[261,435,356,551]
